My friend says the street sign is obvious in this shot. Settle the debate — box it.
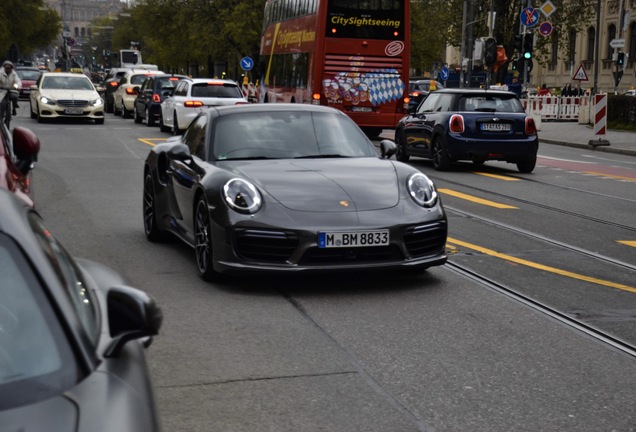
[440,66,449,81]
[573,63,589,81]
[539,1,557,18]
[610,39,625,48]
[520,8,540,27]
[539,22,553,37]
[240,57,254,71]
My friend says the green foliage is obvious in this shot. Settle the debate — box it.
[607,94,636,129]
[0,0,61,59]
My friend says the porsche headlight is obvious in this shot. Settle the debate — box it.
[223,178,262,214]
[39,96,56,105]
[407,173,438,208]
[90,97,104,107]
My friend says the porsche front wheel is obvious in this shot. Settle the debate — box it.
[194,198,220,281]
[143,173,165,242]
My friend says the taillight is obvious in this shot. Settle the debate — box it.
[125,87,137,95]
[109,81,118,87]
[152,94,161,103]
[449,114,464,133]
[312,93,321,105]
[525,116,537,135]
[184,100,204,108]
[235,101,249,105]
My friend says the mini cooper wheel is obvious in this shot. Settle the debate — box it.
[395,132,410,162]
[143,173,165,241]
[134,106,142,123]
[516,157,537,173]
[146,108,155,127]
[194,198,220,281]
[432,137,451,171]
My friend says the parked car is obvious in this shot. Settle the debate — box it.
[143,104,448,281]
[102,67,131,113]
[0,122,40,207]
[133,74,188,127]
[395,88,538,173]
[29,72,105,124]
[15,67,42,100]
[408,79,444,111]
[113,69,165,118]
[0,188,163,431]
[160,78,247,134]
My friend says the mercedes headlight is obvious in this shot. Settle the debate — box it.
[90,97,104,107]
[39,96,56,105]
[223,178,262,214]
[407,173,438,208]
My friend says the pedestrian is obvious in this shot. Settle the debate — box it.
[0,60,21,116]
[573,83,583,96]
[508,77,522,97]
[561,83,572,97]
[538,83,551,96]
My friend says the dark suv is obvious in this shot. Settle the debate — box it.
[102,67,131,113]
[133,74,187,126]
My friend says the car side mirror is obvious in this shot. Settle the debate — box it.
[162,90,173,97]
[379,139,397,159]
[104,285,163,358]
[133,86,140,94]
[13,127,40,174]
[167,143,192,162]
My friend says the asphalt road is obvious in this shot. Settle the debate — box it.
[11,106,636,432]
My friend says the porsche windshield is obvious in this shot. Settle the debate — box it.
[212,111,378,161]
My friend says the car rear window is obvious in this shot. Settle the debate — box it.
[131,74,152,85]
[460,95,524,113]
[157,76,183,89]
[191,83,243,98]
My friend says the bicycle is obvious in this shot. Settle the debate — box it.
[0,85,18,129]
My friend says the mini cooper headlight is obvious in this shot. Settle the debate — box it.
[223,178,262,214]
[39,96,56,105]
[407,173,438,208]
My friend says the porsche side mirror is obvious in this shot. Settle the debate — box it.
[380,139,397,159]
[167,143,191,161]
[104,285,163,358]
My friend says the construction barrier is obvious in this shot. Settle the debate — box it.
[593,93,607,136]
[521,96,583,122]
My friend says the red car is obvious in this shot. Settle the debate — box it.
[0,122,40,207]
[15,66,43,100]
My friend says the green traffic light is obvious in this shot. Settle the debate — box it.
[524,52,532,59]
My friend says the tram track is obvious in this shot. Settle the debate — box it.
[446,261,636,359]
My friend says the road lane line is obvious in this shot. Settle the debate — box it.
[438,189,518,209]
[618,240,636,248]
[138,138,167,147]
[473,172,520,181]
[447,237,636,294]
[583,171,636,182]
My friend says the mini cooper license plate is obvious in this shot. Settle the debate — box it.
[481,123,511,131]
[318,230,389,248]
[64,108,84,115]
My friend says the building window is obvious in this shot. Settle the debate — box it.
[74,27,79,37]
[607,24,616,60]
[587,26,595,61]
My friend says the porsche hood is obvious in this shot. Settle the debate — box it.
[228,158,400,212]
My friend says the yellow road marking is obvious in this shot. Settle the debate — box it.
[447,237,636,294]
[439,188,518,209]
[138,138,167,147]
[618,240,636,248]
[474,172,520,181]
[583,171,636,182]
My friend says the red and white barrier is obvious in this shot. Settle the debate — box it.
[593,93,607,136]
[521,96,583,122]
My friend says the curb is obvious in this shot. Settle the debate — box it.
[539,138,636,157]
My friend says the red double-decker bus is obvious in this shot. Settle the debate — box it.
[258,0,410,138]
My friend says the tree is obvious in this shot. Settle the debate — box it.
[0,0,60,60]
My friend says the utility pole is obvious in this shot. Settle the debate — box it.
[460,0,468,88]
[613,0,626,94]
[592,0,601,95]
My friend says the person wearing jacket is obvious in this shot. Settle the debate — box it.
[0,60,22,116]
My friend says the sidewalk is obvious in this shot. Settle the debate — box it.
[537,121,636,157]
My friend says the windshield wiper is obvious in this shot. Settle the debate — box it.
[217,156,277,161]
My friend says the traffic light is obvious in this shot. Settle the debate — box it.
[617,52,625,66]
[484,37,497,66]
[523,33,534,59]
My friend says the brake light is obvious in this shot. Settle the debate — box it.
[449,114,464,133]
[207,82,224,86]
[235,101,249,105]
[153,94,161,103]
[109,81,118,87]
[169,77,179,81]
[184,100,204,107]
[312,93,321,105]
[125,87,137,95]
[525,116,537,135]
[412,91,420,97]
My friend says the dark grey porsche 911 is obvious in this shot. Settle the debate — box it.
[143,104,447,281]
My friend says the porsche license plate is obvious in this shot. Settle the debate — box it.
[481,123,511,131]
[318,230,389,248]
[64,108,83,115]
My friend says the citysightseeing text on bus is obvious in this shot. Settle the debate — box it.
[276,28,316,49]
[330,16,401,28]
